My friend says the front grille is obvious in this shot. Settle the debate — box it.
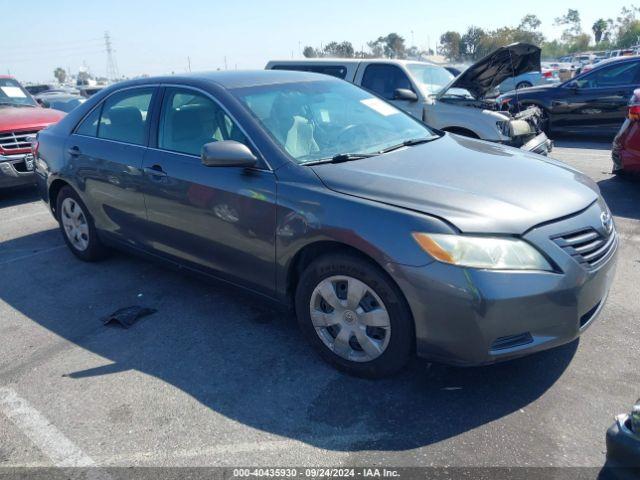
[0,130,38,152]
[552,227,617,269]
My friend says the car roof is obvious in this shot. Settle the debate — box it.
[108,69,342,91]
[267,58,437,67]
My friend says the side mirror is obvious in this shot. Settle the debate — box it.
[393,88,418,102]
[201,140,258,168]
[36,98,47,107]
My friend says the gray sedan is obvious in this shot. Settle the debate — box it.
[34,71,618,377]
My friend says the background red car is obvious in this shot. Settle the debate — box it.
[612,88,640,175]
[0,76,65,189]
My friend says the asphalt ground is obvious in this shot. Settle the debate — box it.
[0,139,638,471]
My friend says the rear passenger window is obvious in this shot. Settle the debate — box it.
[158,88,248,156]
[271,64,347,79]
[76,107,101,137]
[361,64,414,100]
[96,88,154,145]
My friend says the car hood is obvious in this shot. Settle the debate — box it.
[439,43,541,100]
[310,135,599,234]
[0,106,65,132]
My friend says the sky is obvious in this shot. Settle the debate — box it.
[2,0,635,82]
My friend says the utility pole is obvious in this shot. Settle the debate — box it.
[187,56,191,72]
[224,56,228,70]
[104,31,119,82]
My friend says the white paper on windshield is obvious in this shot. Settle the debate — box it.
[360,98,400,116]
[1,86,27,98]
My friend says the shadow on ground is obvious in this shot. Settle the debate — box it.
[598,175,640,221]
[0,186,40,208]
[0,228,578,452]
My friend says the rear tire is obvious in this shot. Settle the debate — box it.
[516,81,533,89]
[295,253,413,378]
[56,186,109,262]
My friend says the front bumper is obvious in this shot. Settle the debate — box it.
[0,153,36,189]
[393,202,618,366]
[501,131,553,155]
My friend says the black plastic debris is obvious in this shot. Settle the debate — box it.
[102,306,157,328]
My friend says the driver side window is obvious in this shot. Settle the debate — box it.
[158,88,248,157]
[577,61,640,88]
[361,64,414,100]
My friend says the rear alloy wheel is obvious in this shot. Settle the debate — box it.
[56,186,109,261]
[296,254,413,378]
[516,81,533,89]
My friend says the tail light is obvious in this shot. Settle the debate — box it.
[542,71,553,78]
[628,105,640,121]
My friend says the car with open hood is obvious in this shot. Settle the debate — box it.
[34,70,616,378]
[267,43,552,155]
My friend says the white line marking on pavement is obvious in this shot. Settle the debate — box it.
[103,433,382,464]
[0,387,95,467]
[0,245,66,266]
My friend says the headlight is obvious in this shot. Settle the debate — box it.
[412,233,553,271]
[496,120,511,136]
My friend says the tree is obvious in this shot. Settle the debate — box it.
[302,46,318,58]
[323,41,354,58]
[461,26,487,60]
[554,8,582,42]
[592,18,609,43]
[519,14,542,31]
[438,31,463,61]
[369,33,406,58]
[53,67,66,84]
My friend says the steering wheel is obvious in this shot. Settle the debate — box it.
[336,124,386,148]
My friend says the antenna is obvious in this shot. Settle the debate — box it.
[104,31,119,81]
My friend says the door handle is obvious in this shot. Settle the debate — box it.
[67,146,81,156]
[551,100,568,107]
[143,164,167,177]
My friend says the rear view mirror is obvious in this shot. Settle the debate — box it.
[566,80,580,90]
[394,88,418,102]
[201,141,258,168]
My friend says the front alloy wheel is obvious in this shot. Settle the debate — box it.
[296,254,413,378]
[310,275,391,362]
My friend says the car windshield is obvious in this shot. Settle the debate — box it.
[0,78,37,107]
[406,63,454,94]
[232,79,438,163]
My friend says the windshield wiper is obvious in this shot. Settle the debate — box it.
[379,137,439,154]
[304,152,378,166]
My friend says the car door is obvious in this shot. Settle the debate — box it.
[65,86,157,244]
[140,86,277,295]
[553,60,640,134]
[358,63,423,119]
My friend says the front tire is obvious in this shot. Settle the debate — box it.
[56,186,109,262]
[295,254,413,378]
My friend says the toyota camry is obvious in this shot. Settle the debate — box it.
[34,71,618,377]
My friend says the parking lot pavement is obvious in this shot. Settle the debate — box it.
[0,141,638,469]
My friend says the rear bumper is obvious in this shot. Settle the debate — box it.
[0,153,36,189]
